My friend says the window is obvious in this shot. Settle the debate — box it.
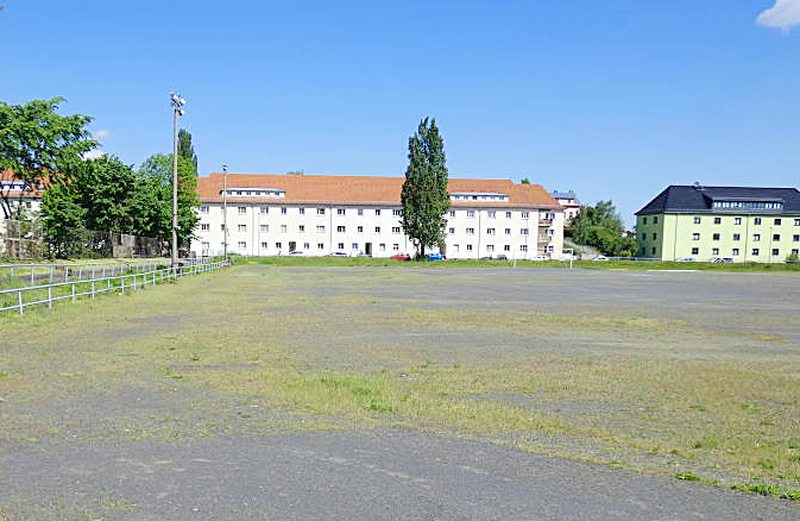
[448,227,455,234]
[392,227,401,234]
[653,232,657,240]
[694,217,701,224]
[733,233,740,241]
[375,226,381,233]
[487,228,496,235]
[260,225,269,233]
[714,217,721,224]
[238,241,246,249]
[752,248,760,256]
[280,225,287,233]
[754,217,761,225]
[337,226,345,233]
[734,217,741,225]
[521,211,529,218]
[691,247,699,255]
[773,234,780,241]
[299,208,305,215]
[318,243,324,250]
[520,245,528,252]
[379,243,386,251]
[201,224,210,231]
[238,207,247,214]
[732,248,739,256]
[504,245,511,251]
[337,208,345,215]
[487,211,496,219]
[304,242,310,250]
[772,248,780,256]
[713,233,720,241]
[505,211,512,219]
[643,217,648,225]
[338,242,344,249]
[453,244,460,252]
[261,242,268,249]
[775,218,782,226]
[281,207,287,215]
[298,225,305,233]
[276,242,282,249]
[200,206,209,214]
[238,224,247,232]
[712,248,720,255]
[393,209,402,217]
[692,233,701,241]
[642,233,647,241]
[466,228,475,235]
[317,208,325,215]
[520,228,529,235]
[487,245,494,252]
[220,224,226,231]
[794,235,800,242]
[753,234,761,242]
[651,247,656,255]
[466,244,473,251]
[357,226,363,233]
[317,225,325,233]
[449,210,456,218]
[393,243,399,250]
[352,243,358,250]
[201,241,210,249]
[375,209,381,216]
[467,210,475,218]
[796,219,800,226]
[653,216,658,224]
[793,249,800,256]
[504,228,511,235]
[260,207,269,214]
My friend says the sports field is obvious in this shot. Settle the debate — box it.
[1,264,799,519]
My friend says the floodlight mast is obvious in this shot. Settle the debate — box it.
[222,163,229,258]
[170,92,186,266]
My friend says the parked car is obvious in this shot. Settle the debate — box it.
[289,250,305,256]
[495,254,508,261]
[676,257,695,263]
[592,255,609,262]
[357,252,372,258]
[427,253,445,261]
[531,255,550,262]
[710,257,733,264]
[390,253,411,261]
[562,253,578,261]
[328,251,347,257]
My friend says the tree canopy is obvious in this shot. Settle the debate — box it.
[568,200,637,257]
[177,129,198,174]
[0,97,96,219]
[400,118,450,258]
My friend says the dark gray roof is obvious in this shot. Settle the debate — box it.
[636,185,800,216]
[552,190,580,204]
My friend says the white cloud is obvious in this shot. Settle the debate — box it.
[757,0,800,31]
[94,129,111,140]
[82,149,106,160]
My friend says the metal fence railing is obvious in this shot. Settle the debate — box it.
[0,258,229,315]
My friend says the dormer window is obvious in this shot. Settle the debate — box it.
[223,187,286,198]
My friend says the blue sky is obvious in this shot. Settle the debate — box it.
[2,1,798,224]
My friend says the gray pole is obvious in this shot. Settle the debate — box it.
[223,163,229,258]
[172,108,179,266]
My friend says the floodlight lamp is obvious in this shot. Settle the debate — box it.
[178,109,185,116]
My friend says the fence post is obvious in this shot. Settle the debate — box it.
[71,283,76,302]
[18,291,23,315]
[48,286,52,309]
[49,266,54,284]
[92,281,96,299]
[30,267,35,285]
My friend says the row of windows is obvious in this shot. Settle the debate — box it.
[712,201,783,210]
[202,224,555,237]
[200,206,546,220]
[687,247,798,257]
[448,227,541,236]
[450,244,542,253]
[641,216,800,226]
[688,232,799,242]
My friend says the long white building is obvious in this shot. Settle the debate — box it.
[192,173,565,259]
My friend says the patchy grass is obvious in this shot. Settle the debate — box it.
[2,264,800,496]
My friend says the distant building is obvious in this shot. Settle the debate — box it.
[551,190,581,222]
[636,184,800,263]
[193,173,566,259]
[0,170,42,224]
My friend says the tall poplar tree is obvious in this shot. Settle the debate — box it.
[177,129,198,174]
[400,118,450,258]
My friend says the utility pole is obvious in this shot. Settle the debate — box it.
[222,163,229,258]
[170,92,186,266]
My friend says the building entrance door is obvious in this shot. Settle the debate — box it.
[289,241,297,252]
[365,242,372,256]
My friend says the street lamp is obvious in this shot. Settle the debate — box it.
[170,92,186,266]
[222,163,229,258]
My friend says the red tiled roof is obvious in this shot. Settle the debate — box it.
[0,169,45,198]
[197,173,560,209]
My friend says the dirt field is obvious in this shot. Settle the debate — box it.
[1,265,799,519]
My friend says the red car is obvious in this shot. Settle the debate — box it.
[390,253,411,261]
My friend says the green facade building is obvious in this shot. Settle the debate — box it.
[636,185,800,263]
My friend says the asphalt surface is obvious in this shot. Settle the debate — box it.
[3,429,798,520]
